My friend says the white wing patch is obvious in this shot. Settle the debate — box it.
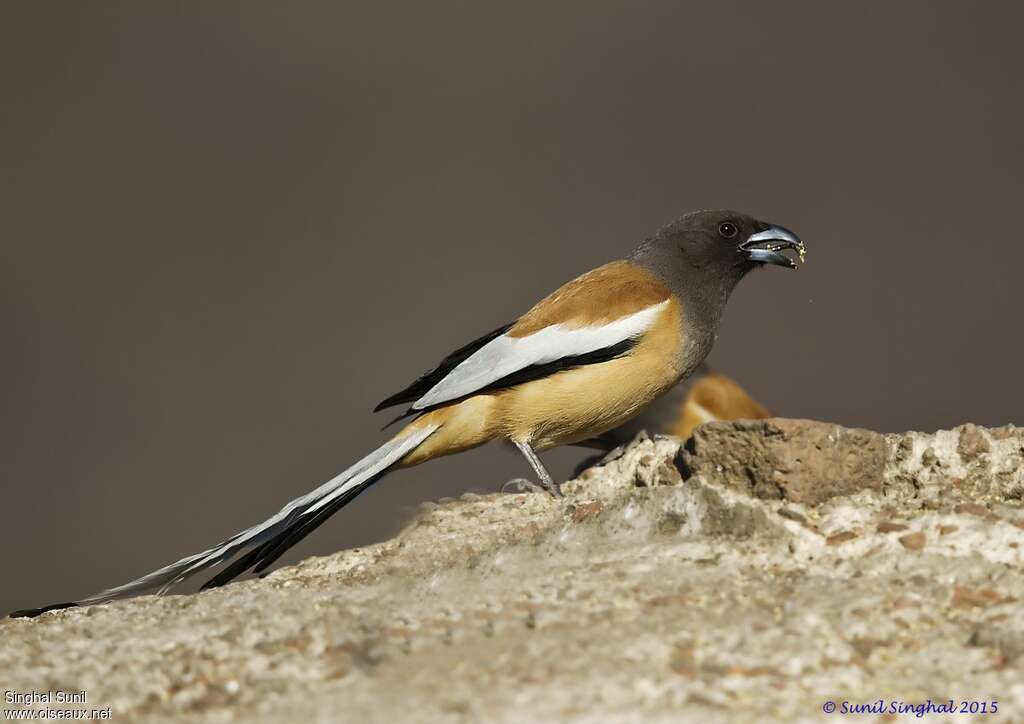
[413,300,669,410]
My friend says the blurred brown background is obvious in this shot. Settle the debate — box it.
[3,2,1022,614]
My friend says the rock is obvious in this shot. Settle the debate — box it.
[958,424,992,461]
[951,586,1008,609]
[956,502,992,518]
[876,521,909,533]
[885,423,1024,506]
[777,507,807,524]
[680,418,889,504]
[969,626,1024,664]
[2,420,1023,723]
[899,531,926,550]
[826,530,858,545]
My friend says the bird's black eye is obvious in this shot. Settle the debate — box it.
[718,221,738,239]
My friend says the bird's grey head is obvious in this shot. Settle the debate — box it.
[630,209,806,297]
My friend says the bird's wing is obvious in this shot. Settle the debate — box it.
[373,323,513,412]
[376,261,673,415]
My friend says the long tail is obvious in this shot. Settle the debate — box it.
[10,422,441,618]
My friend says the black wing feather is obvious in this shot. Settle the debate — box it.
[381,337,640,426]
[374,323,513,412]
[469,338,637,398]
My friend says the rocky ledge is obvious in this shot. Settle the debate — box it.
[3,419,1023,723]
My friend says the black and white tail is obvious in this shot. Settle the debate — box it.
[10,423,441,618]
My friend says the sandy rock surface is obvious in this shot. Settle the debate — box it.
[3,419,1023,723]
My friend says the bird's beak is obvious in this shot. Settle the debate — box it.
[739,225,806,269]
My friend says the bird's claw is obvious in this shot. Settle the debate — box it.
[501,477,541,494]
[500,477,563,498]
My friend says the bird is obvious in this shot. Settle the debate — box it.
[589,363,773,448]
[10,209,805,618]
[570,364,773,476]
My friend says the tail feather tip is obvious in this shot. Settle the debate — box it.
[9,602,78,619]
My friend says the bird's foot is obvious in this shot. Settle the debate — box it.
[540,477,564,498]
[595,443,628,467]
[500,477,563,498]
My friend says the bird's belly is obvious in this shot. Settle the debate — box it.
[504,362,678,448]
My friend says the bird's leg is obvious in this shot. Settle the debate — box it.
[513,440,563,498]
